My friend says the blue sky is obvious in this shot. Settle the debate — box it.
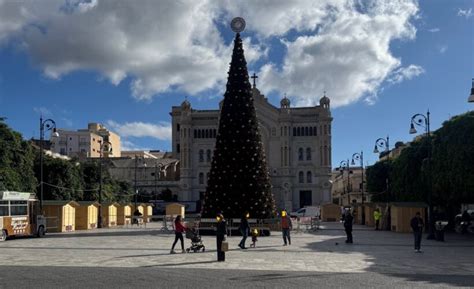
[0,0,472,167]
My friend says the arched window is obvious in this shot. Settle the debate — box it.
[297,127,301,136]
[307,171,312,183]
[298,171,304,183]
[206,149,212,162]
[309,127,313,136]
[197,130,201,138]
[298,148,304,161]
[314,126,317,136]
[199,173,204,184]
[293,127,297,136]
[199,150,204,162]
[304,127,309,136]
[205,129,209,138]
[306,147,312,160]
[194,129,197,138]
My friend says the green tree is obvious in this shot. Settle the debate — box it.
[0,118,37,192]
[201,33,276,218]
[366,111,474,209]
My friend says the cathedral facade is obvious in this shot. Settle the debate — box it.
[170,85,333,212]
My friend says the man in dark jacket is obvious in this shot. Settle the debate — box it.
[344,211,353,244]
[216,213,227,261]
[410,212,424,253]
[238,212,250,249]
[461,210,471,234]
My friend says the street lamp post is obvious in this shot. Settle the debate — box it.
[98,140,112,229]
[374,136,391,200]
[373,136,390,156]
[39,117,59,211]
[134,155,146,210]
[468,78,474,103]
[409,110,434,239]
[352,151,365,225]
[152,162,163,202]
[339,160,351,206]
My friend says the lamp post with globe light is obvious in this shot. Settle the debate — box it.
[373,136,390,156]
[134,156,147,211]
[352,152,365,225]
[409,110,434,239]
[39,117,59,211]
[98,140,112,228]
[339,160,351,206]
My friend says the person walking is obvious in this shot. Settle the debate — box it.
[281,210,292,246]
[133,209,142,226]
[461,210,471,234]
[410,212,424,253]
[238,212,250,249]
[250,229,258,248]
[170,215,186,254]
[374,208,382,230]
[216,213,227,262]
[344,210,354,244]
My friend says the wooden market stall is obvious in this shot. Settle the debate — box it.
[117,203,132,226]
[142,204,153,223]
[101,202,119,228]
[390,202,427,233]
[166,203,185,218]
[76,201,99,230]
[43,201,79,232]
[320,203,340,222]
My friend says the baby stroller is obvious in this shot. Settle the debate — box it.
[185,227,205,253]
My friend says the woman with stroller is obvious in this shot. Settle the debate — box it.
[170,215,187,254]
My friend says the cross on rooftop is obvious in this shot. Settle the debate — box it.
[251,73,258,88]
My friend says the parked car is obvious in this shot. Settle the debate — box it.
[290,206,320,218]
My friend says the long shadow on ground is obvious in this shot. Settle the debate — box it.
[304,223,474,287]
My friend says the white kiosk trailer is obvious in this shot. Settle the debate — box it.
[0,191,46,241]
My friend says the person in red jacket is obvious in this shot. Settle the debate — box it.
[281,210,292,246]
[170,215,186,254]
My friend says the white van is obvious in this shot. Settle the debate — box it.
[290,206,320,218]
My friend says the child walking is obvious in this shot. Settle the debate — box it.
[250,229,258,248]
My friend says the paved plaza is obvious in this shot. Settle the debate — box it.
[0,222,473,288]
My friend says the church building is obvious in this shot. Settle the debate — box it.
[170,80,333,212]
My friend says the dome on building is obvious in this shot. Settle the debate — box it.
[181,98,191,110]
[280,95,291,108]
[319,92,330,109]
[319,95,330,106]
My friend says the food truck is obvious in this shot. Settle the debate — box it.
[0,191,46,241]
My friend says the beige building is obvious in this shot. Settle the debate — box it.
[331,166,368,207]
[170,85,333,211]
[107,155,180,196]
[51,123,121,158]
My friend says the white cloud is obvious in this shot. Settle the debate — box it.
[120,139,151,151]
[428,28,440,33]
[438,45,448,54]
[258,0,420,107]
[387,64,425,84]
[106,120,172,141]
[33,106,53,117]
[0,0,421,107]
[457,8,473,19]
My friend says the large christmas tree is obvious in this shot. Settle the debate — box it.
[201,31,276,219]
